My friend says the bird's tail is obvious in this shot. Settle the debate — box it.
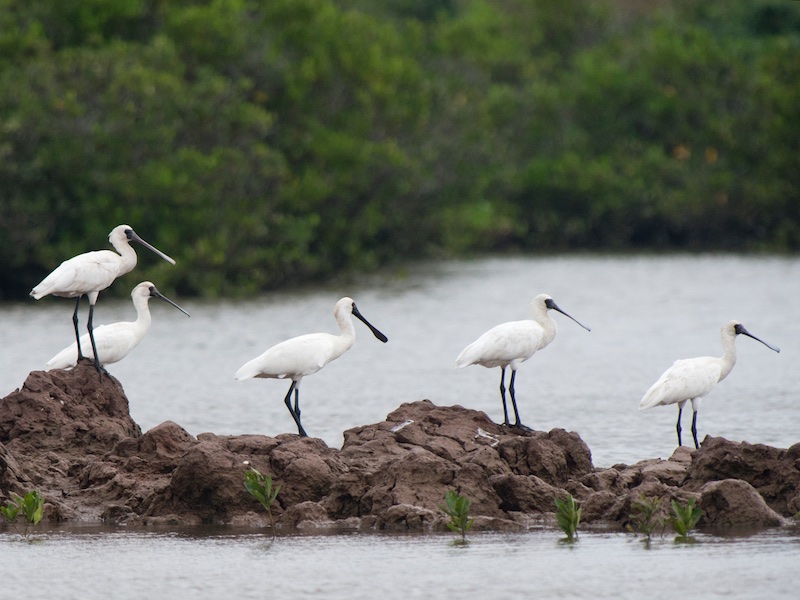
[455,344,478,369]
[45,345,80,371]
[234,360,260,381]
[638,388,661,410]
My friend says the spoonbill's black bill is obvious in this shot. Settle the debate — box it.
[30,225,176,373]
[639,320,780,449]
[234,297,388,437]
[456,293,590,430]
[45,281,189,372]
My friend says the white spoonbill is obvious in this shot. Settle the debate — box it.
[45,281,189,372]
[30,225,176,372]
[639,320,780,449]
[456,294,590,430]
[234,297,388,437]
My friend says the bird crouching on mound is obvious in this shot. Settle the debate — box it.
[45,282,190,373]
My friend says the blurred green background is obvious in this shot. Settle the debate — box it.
[2,0,798,299]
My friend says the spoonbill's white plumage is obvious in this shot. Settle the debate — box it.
[45,281,189,372]
[30,225,176,372]
[639,320,780,449]
[456,293,590,429]
[234,297,388,437]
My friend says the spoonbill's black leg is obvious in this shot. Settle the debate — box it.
[86,301,103,374]
[283,381,308,437]
[72,296,85,359]
[676,406,684,447]
[691,410,699,449]
[499,367,510,426]
[509,370,532,431]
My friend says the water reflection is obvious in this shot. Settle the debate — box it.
[1,526,798,599]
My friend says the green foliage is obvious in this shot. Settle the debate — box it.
[630,495,666,541]
[2,490,44,537]
[2,0,800,299]
[244,467,281,533]
[440,489,474,542]
[554,493,582,541]
[670,497,703,541]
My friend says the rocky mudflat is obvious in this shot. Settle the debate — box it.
[1,362,798,532]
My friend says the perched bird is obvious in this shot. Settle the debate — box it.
[639,320,780,449]
[234,297,389,437]
[45,281,189,372]
[456,293,590,429]
[30,225,176,372]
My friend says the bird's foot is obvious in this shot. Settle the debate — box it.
[93,361,110,379]
[511,422,534,433]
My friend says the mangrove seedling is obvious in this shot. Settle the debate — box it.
[440,489,474,542]
[245,467,281,533]
[670,497,702,541]
[555,493,581,541]
[1,490,44,537]
[630,495,666,541]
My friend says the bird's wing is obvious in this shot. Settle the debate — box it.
[639,357,722,409]
[68,251,121,291]
[456,321,542,368]
[32,250,120,298]
[90,323,139,365]
[235,334,336,380]
[45,323,138,370]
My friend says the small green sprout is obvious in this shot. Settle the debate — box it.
[630,495,666,541]
[555,493,581,541]
[1,490,44,537]
[440,489,474,542]
[670,497,702,541]
[244,467,281,534]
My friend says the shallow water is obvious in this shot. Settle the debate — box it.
[1,525,799,599]
[2,254,798,467]
[2,254,800,598]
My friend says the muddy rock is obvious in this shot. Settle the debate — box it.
[1,367,798,533]
[686,436,800,516]
[699,479,789,529]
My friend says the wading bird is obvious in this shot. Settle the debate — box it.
[639,320,780,449]
[30,225,176,372]
[456,294,590,430]
[45,281,189,372]
[234,297,389,437]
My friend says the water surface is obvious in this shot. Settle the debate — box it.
[2,254,797,467]
[1,525,798,599]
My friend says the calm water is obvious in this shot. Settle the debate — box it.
[1,255,799,598]
[2,254,798,467]
[1,525,799,599]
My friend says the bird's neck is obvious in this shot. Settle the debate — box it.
[334,316,357,355]
[718,333,738,382]
[114,243,138,275]
[539,313,558,348]
[132,299,152,331]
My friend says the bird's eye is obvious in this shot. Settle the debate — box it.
[125,229,134,239]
